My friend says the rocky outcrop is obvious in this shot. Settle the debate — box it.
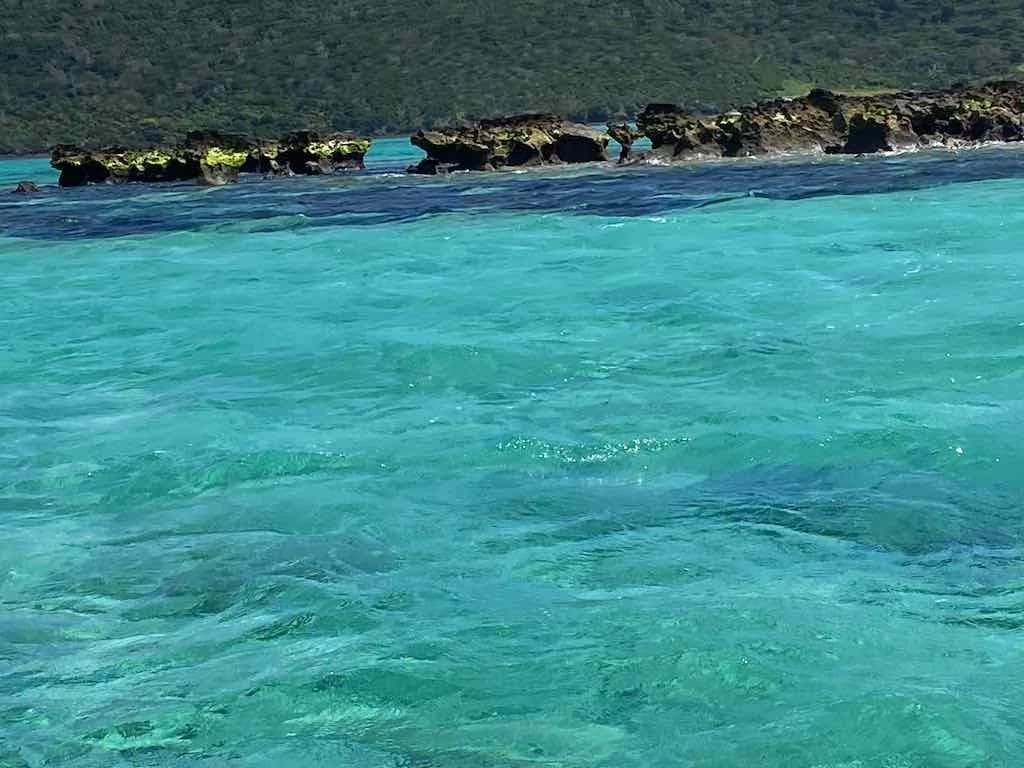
[607,122,640,163]
[274,131,371,174]
[11,181,41,194]
[50,130,372,187]
[408,114,609,174]
[182,131,271,185]
[51,145,187,186]
[637,80,1024,162]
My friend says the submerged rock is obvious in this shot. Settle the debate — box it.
[637,80,1024,162]
[50,130,372,187]
[408,114,609,174]
[11,180,40,194]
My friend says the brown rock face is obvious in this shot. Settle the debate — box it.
[408,114,609,174]
[637,81,1024,161]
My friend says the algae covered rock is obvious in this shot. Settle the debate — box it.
[408,114,609,174]
[636,80,1024,162]
[50,129,373,187]
[50,141,244,187]
[11,180,41,194]
[274,131,372,174]
[50,144,193,186]
[183,131,266,185]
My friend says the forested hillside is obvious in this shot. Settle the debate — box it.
[2,0,1024,153]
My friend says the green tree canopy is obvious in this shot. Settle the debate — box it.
[2,0,1023,153]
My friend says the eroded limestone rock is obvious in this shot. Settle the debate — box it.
[408,114,609,174]
[636,81,1024,162]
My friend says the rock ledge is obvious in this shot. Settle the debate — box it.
[409,115,609,174]
[50,131,373,187]
[634,81,1024,162]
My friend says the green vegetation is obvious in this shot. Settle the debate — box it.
[2,0,1024,153]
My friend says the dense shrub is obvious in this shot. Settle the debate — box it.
[1,0,1023,153]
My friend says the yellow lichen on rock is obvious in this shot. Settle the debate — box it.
[51,128,372,186]
[307,138,372,158]
[200,147,251,168]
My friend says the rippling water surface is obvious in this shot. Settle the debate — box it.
[2,140,1024,767]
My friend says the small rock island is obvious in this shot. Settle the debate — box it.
[408,114,610,174]
[50,130,373,187]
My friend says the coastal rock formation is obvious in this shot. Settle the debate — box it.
[607,122,640,163]
[50,131,372,187]
[275,131,372,174]
[183,131,270,185]
[408,115,609,174]
[50,144,190,186]
[11,181,41,194]
[637,80,1024,161]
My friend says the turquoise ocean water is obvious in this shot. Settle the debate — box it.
[2,139,1024,766]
